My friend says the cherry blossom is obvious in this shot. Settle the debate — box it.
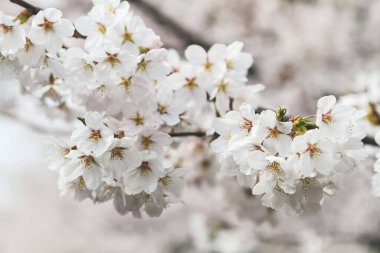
[0,0,374,218]
[29,8,74,53]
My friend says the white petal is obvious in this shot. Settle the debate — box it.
[185,45,207,65]
[82,166,101,190]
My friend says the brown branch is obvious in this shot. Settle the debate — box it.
[170,131,208,137]
[9,0,86,39]
[9,0,41,14]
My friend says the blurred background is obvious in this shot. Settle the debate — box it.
[1,0,380,252]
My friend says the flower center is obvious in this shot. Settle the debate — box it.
[111,147,126,160]
[157,104,167,114]
[184,78,198,90]
[105,53,120,68]
[241,118,253,132]
[300,177,317,189]
[141,136,154,149]
[204,58,212,70]
[39,18,54,32]
[217,80,228,93]
[120,76,132,90]
[122,27,134,44]
[226,59,234,69]
[159,176,172,187]
[89,129,102,141]
[267,161,281,174]
[97,23,106,33]
[96,84,106,93]
[268,127,279,138]
[322,113,333,124]
[80,155,95,167]
[82,60,93,72]
[137,59,149,72]
[138,161,151,175]
[131,113,144,125]
[307,143,321,157]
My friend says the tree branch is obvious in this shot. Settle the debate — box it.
[170,131,207,137]
[9,0,41,14]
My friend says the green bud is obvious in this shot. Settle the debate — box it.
[291,116,314,136]
[276,107,287,121]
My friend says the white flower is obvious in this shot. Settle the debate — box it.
[61,150,103,190]
[261,185,289,210]
[74,4,114,50]
[102,137,142,178]
[169,64,208,105]
[29,8,74,53]
[208,72,246,114]
[110,15,159,55]
[158,167,187,199]
[224,41,253,74]
[46,137,71,172]
[210,118,233,157]
[292,177,324,213]
[71,112,114,156]
[136,128,172,155]
[316,95,358,141]
[90,46,137,73]
[58,176,93,201]
[251,156,295,196]
[185,44,226,78]
[123,151,165,194]
[113,69,149,102]
[0,14,26,56]
[155,90,186,126]
[255,110,293,156]
[223,103,258,137]
[136,48,170,80]
[17,38,45,67]
[121,100,157,134]
[291,130,337,177]
[63,47,95,82]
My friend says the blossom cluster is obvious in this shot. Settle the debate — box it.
[211,95,367,212]
[0,0,263,216]
[0,0,372,217]
[338,73,380,198]
[48,111,188,217]
[0,0,265,214]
